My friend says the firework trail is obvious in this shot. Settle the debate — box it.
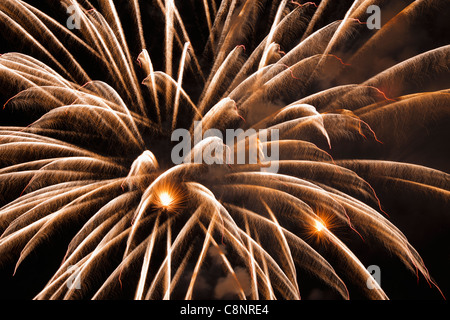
[0,0,449,300]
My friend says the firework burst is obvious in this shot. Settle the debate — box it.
[0,0,449,300]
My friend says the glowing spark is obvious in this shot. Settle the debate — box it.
[153,183,185,213]
[315,219,326,232]
[158,192,174,208]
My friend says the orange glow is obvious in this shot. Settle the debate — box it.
[306,215,334,242]
[315,219,326,232]
[158,192,174,207]
[154,185,185,213]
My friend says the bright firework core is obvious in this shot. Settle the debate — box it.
[158,192,174,208]
[315,219,326,232]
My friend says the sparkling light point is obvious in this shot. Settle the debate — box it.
[315,219,326,232]
[159,192,174,208]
